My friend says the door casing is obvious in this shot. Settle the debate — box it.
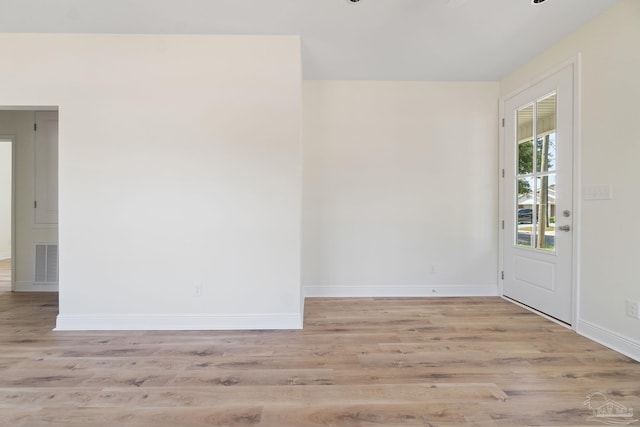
[0,135,16,291]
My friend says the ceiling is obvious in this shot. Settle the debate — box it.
[0,0,620,80]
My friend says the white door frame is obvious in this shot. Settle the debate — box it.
[0,134,16,291]
[498,55,581,330]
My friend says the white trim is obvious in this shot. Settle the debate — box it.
[0,134,15,291]
[498,99,505,297]
[0,252,10,260]
[577,319,640,363]
[571,54,582,330]
[0,106,58,111]
[55,313,303,331]
[304,284,498,298]
[14,280,58,292]
[498,55,581,330]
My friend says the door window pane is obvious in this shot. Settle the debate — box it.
[536,94,556,173]
[535,175,556,252]
[517,104,534,175]
[516,177,534,248]
[518,140,534,175]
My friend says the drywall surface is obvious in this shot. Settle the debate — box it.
[303,81,500,297]
[0,34,302,329]
[500,0,640,358]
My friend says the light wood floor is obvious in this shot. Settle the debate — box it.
[0,291,638,426]
[0,259,10,292]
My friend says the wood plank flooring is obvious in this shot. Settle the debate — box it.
[0,259,10,292]
[0,288,638,426]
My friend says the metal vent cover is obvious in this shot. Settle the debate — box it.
[35,244,58,284]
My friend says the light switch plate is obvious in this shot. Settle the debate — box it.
[584,184,613,200]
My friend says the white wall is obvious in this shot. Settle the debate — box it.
[500,0,640,360]
[0,112,58,283]
[0,34,303,330]
[303,81,500,297]
[0,139,11,260]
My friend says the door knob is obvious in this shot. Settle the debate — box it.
[558,225,571,232]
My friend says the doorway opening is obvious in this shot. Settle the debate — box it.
[0,109,59,293]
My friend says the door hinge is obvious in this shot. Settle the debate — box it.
[34,123,37,131]
[501,220,504,230]
[501,169,505,178]
[501,118,505,127]
[501,271,504,280]
[34,200,37,209]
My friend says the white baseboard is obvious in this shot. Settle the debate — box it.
[304,284,499,298]
[0,252,10,260]
[55,313,303,331]
[14,281,58,292]
[577,319,640,362]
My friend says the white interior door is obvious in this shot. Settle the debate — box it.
[34,111,58,225]
[503,65,574,324]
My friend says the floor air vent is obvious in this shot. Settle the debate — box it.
[35,244,58,284]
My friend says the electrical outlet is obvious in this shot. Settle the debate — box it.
[626,299,639,320]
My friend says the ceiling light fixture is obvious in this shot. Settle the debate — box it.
[531,0,548,4]
[346,0,361,3]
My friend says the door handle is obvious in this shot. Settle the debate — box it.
[558,225,571,232]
